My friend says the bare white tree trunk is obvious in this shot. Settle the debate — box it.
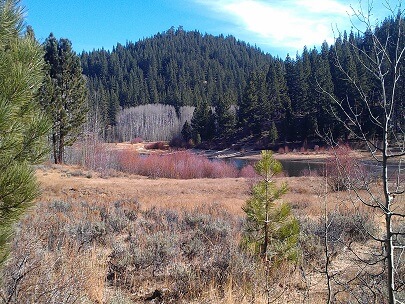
[116,105,194,141]
[322,2,405,302]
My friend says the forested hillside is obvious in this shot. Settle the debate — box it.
[81,27,271,133]
[82,17,404,144]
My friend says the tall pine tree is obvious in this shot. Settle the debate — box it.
[39,34,87,163]
[191,100,214,142]
[238,71,267,136]
[214,92,236,139]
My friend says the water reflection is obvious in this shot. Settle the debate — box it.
[230,157,402,178]
[228,158,324,177]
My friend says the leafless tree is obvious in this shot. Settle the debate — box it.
[116,104,194,142]
[321,1,405,302]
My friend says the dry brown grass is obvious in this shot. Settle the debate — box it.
[8,155,384,304]
[36,163,371,220]
[36,164,250,215]
[37,164,354,218]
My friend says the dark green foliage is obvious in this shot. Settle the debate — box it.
[39,34,87,164]
[82,28,271,136]
[80,17,404,145]
[269,121,278,144]
[238,71,268,136]
[181,120,192,142]
[214,92,236,138]
[0,0,49,266]
[190,100,215,142]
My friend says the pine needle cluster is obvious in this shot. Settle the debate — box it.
[0,0,49,265]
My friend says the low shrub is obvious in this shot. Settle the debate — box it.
[105,203,267,301]
[325,145,372,191]
[239,164,259,178]
[299,209,378,260]
[299,217,325,267]
[66,139,258,180]
[118,150,239,179]
[2,195,313,303]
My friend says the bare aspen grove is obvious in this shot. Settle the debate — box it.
[116,105,194,142]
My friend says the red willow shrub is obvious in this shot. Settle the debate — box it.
[239,164,259,178]
[117,149,142,174]
[325,144,370,191]
[118,150,239,179]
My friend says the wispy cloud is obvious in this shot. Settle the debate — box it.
[194,0,352,54]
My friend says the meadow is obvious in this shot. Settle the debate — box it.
[0,142,386,303]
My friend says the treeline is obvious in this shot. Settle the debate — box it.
[82,17,405,144]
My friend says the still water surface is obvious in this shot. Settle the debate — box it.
[228,158,324,177]
[229,157,401,178]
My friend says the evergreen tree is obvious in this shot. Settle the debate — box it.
[214,92,236,138]
[181,120,193,142]
[39,34,87,163]
[299,47,313,140]
[238,71,267,136]
[241,151,299,262]
[269,121,278,144]
[262,63,278,129]
[81,28,273,134]
[77,20,404,145]
[276,62,292,142]
[263,60,290,141]
[0,0,49,265]
[191,100,214,142]
[311,42,339,136]
[284,53,299,140]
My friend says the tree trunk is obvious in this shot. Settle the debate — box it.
[263,173,270,257]
[386,211,395,304]
[52,132,58,164]
[383,130,395,303]
[58,134,64,164]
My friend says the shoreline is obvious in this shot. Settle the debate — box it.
[193,148,330,162]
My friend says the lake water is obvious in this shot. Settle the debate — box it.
[278,159,324,176]
[228,158,324,177]
[230,157,402,178]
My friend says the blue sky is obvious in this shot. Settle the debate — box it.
[21,0,398,58]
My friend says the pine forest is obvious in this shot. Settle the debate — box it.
[81,21,404,145]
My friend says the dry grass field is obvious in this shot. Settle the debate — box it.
[35,162,339,218]
[35,164,251,215]
[0,144,393,303]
